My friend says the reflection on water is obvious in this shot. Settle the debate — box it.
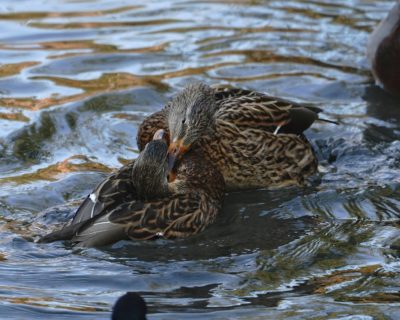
[0,0,399,319]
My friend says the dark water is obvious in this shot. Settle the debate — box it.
[0,0,399,318]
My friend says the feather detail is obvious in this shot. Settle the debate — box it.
[41,145,225,246]
[137,85,332,190]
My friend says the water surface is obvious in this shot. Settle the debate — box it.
[0,0,399,319]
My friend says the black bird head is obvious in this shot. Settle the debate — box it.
[112,292,147,320]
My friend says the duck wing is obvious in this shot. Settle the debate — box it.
[216,93,294,132]
[41,192,220,246]
[215,87,333,135]
[213,86,258,100]
[68,192,219,245]
[40,199,144,247]
[69,210,130,247]
[39,162,137,244]
[71,161,137,225]
[109,192,220,240]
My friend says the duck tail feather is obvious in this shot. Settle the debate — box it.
[71,213,128,247]
[38,221,86,243]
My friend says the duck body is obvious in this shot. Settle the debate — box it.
[367,2,400,96]
[138,84,319,191]
[40,139,225,247]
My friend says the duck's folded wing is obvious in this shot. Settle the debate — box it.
[39,207,130,246]
[43,194,201,245]
[39,162,137,245]
[161,201,220,239]
[217,93,326,135]
[39,220,88,243]
[109,193,220,240]
[41,191,221,246]
[71,162,136,225]
[70,212,129,247]
[213,86,257,100]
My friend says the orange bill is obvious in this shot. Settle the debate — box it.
[167,139,189,171]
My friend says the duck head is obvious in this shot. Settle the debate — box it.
[112,292,147,320]
[167,82,217,171]
[132,129,169,200]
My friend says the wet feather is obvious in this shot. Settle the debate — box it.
[138,83,335,191]
[40,140,225,246]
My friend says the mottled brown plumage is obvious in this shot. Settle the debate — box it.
[40,136,225,247]
[137,83,331,191]
[137,109,169,151]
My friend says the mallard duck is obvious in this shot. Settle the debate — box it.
[138,83,335,191]
[112,292,147,320]
[367,2,400,96]
[40,130,225,246]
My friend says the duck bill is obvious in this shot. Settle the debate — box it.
[167,139,189,171]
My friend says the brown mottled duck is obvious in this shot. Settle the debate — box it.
[40,130,225,247]
[367,2,400,97]
[138,82,335,191]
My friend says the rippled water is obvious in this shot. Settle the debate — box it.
[0,0,399,318]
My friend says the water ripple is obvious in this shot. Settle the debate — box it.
[0,0,399,319]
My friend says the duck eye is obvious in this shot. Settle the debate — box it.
[181,119,186,125]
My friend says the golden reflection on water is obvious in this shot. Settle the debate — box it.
[0,5,141,20]
[0,294,102,313]
[204,50,369,76]
[0,62,40,78]
[310,264,381,294]
[0,155,112,185]
[0,41,168,58]
[0,112,29,122]
[309,264,400,304]
[0,63,244,110]
[0,73,165,110]
[29,19,186,30]
[0,0,399,319]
